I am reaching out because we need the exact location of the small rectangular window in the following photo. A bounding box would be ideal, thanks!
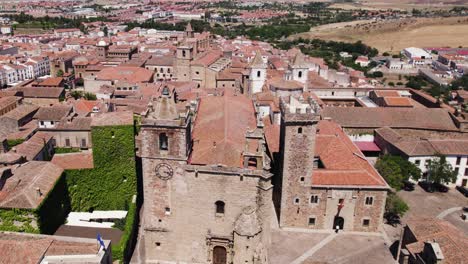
[365,196,374,205]
[414,160,420,166]
[310,195,319,204]
[456,157,461,165]
[308,217,316,226]
[363,219,370,227]
[65,138,70,147]
[455,167,459,174]
[465,168,468,176]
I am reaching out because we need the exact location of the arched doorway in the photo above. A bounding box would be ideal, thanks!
[213,246,227,264]
[333,216,344,230]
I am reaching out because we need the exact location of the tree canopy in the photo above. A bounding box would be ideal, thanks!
[375,155,421,190]
[427,154,458,184]
[385,192,409,217]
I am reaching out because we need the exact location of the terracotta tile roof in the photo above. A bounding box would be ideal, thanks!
[91,111,134,127]
[405,218,468,264]
[0,161,63,209]
[190,95,256,167]
[51,152,94,170]
[321,107,458,131]
[0,96,19,109]
[376,127,468,156]
[0,232,102,262]
[373,90,401,97]
[191,50,222,67]
[45,239,97,256]
[262,119,388,187]
[34,105,72,121]
[269,78,303,90]
[15,87,64,99]
[1,104,39,121]
[146,56,174,67]
[312,120,388,187]
[36,77,64,87]
[383,97,413,107]
[55,117,92,131]
[13,131,52,161]
[263,117,280,154]
[0,234,51,264]
[96,66,153,83]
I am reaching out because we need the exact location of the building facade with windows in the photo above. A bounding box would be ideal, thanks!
[273,96,389,232]
[140,88,272,263]
[375,127,468,187]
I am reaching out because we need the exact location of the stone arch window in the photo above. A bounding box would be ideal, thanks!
[182,50,186,57]
[310,195,319,204]
[160,68,163,73]
[215,201,225,214]
[159,133,168,150]
[298,71,303,78]
[298,127,303,134]
[257,70,261,78]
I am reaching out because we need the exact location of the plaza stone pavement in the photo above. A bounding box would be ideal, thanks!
[269,228,396,264]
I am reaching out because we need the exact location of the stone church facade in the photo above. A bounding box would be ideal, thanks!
[140,87,272,264]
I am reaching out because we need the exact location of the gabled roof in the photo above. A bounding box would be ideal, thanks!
[290,51,309,69]
[321,107,458,131]
[190,94,257,167]
[0,161,63,209]
[405,218,468,264]
[312,120,388,187]
[34,105,72,121]
[248,51,267,69]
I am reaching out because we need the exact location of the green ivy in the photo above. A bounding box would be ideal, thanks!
[65,125,136,211]
[7,139,24,148]
[54,147,81,154]
[65,124,137,261]
[0,172,70,234]
[0,209,38,233]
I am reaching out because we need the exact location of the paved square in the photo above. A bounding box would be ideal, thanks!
[269,229,395,264]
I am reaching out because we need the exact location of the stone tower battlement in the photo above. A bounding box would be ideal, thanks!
[279,95,321,123]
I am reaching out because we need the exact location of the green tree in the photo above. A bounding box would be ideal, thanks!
[375,157,404,190]
[375,155,422,191]
[70,90,83,99]
[427,154,458,185]
[83,92,97,100]
[56,69,64,77]
[385,192,409,217]
[103,26,108,37]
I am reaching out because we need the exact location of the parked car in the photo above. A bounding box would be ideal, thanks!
[418,181,434,193]
[433,183,449,192]
[456,186,468,197]
[403,180,415,191]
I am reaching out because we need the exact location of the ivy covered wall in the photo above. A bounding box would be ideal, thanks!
[65,125,137,211]
[65,124,138,261]
[0,172,70,234]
